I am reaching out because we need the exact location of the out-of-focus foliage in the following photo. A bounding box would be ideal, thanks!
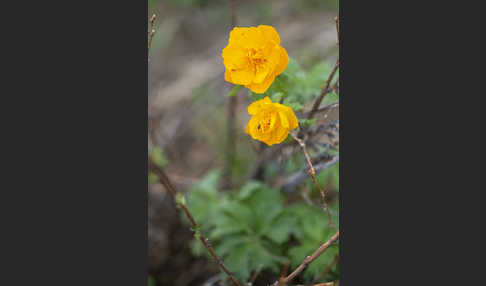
[150,146,167,167]
[250,58,338,118]
[148,147,167,183]
[148,275,156,286]
[185,171,338,282]
[287,204,338,280]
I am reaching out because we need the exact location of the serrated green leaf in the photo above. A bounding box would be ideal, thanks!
[214,235,247,257]
[264,213,298,244]
[224,244,251,281]
[237,181,263,200]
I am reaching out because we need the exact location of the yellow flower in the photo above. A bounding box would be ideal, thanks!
[245,97,298,146]
[222,25,289,94]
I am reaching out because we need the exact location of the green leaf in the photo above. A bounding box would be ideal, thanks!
[264,213,298,244]
[237,181,263,200]
[224,244,251,281]
[322,91,339,106]
[299,118,317,128]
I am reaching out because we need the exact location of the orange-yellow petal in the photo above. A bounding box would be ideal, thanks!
[225,69,232,82]
[278,110,290,129]
[257,25,281,45]
[231,67,255,85]
[248,96,272,115]
[246,73,275,94]
[274,46,289,76]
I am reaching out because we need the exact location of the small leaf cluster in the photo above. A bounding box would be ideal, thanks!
[249,58,339,116]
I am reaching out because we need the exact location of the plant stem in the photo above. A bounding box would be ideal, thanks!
[228,85,242,97]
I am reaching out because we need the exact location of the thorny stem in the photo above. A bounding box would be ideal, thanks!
[276,231,339,286]
[148,158,242,286]
[290,133,335,229]
[148,14,156,52]
[307,60,339,120]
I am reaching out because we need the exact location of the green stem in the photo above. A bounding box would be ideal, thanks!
[228,85,242,97]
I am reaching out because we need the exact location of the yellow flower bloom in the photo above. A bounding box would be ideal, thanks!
[222,25,289,94]
[245,97,298,146]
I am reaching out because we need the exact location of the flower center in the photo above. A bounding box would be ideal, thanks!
[257,112,274,133]
[248,48,266,66]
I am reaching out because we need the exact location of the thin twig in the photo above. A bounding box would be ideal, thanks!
[293,283,335,286]
[148,14,156,52]
[281,155,339,193]
[307,60,339,119]
[334,16,339,46]
[331,79,338,94]
[276,261,291,286]
[276,231,339,285]
[148,158,242,286]
[290,133,335,228]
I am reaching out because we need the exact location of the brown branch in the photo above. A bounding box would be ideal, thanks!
[281,155,339,193]
[148,14,156,52]
[276,261,291,286]
[335,16,339,46]
[278,231,339,285]
[307,60,339,119]
[148,158,242,286]
[293,283,335,286]
[290,133,335,229]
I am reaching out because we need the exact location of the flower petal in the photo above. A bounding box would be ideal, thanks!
[222,46,248,69]
[231,67,255,85]
[285,106,298,130]
[257,25,280,45]
[246,73,275,94]
[225,69,232,82]
[248,97,272,115]
[228,27,249,46]
[254,64,270,83]
[278,110,289,129]
[274,46,289,76]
